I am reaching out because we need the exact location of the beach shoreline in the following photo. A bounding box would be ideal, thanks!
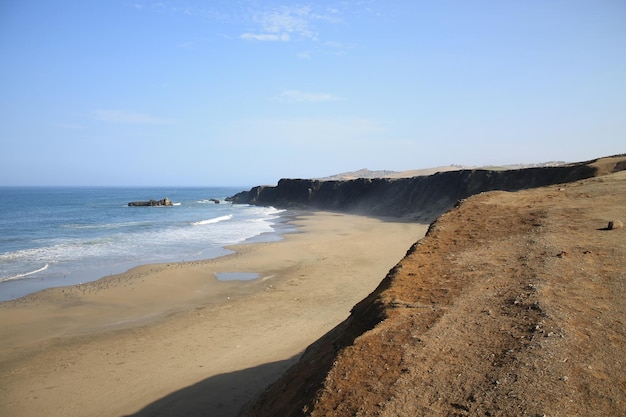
[0,210,428,417]
[0,202,296,303]
[0,210,304,353]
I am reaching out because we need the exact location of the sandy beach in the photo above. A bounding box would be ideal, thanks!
[0,211,428,417]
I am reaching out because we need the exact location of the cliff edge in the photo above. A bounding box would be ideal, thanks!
[239,155,626,416]
[228,156,626,222]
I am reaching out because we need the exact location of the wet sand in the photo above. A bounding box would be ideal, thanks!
[0,211,428,417]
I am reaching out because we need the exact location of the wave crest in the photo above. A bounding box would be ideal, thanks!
[0,264,49,283]
[192,214,233,226]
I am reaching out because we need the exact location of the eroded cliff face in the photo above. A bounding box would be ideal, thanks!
[238,155,626,417]
[228,156,624,222]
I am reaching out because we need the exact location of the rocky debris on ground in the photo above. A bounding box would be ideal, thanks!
[608,220,623,230]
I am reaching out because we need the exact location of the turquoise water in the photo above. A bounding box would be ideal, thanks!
[0,187,285,301]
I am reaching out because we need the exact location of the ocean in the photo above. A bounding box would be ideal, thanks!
[0,187,287,301]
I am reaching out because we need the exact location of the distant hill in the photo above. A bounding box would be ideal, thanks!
[316,166,469,181]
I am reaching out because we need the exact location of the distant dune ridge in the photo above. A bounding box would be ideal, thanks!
[238,154,626,417]
[316,161,568,181]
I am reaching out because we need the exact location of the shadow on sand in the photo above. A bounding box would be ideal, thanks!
[123,355,300,417]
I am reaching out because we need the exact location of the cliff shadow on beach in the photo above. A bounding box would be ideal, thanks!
[122,355,300,417]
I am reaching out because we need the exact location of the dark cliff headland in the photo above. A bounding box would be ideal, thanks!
[238,154,626,417]
[228,155,626,222]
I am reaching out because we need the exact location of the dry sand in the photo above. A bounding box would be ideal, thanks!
[0,211,428,417]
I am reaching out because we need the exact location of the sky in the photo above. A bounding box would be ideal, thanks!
[1,1,624,186]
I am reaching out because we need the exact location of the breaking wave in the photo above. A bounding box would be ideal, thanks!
[192,214,233,226]
[0,264,49,283]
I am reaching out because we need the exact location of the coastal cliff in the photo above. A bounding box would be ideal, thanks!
[228,156,625,222]
[239,155,626,417]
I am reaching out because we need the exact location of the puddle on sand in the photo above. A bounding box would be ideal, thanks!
[215,272,260,281]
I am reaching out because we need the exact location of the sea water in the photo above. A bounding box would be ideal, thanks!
[0,187,286,301]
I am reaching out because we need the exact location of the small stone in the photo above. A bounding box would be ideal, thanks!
[608,220,623,230]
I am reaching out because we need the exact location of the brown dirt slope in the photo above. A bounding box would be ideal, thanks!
[240,162,626,416]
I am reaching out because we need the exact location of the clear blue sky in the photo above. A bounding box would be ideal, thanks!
[1,1,624,186]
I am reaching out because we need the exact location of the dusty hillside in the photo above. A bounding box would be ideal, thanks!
[240,163,626,416]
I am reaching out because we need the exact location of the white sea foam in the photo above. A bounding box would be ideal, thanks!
[0,264,49,282]
[192,214,233,226]
[0,239,112,266]
[196,199,223,204]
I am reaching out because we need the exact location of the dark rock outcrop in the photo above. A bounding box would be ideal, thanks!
[228,156,626,222]
[128,197,173,207]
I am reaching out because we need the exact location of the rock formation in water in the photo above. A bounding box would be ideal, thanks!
[128,197,173,207]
